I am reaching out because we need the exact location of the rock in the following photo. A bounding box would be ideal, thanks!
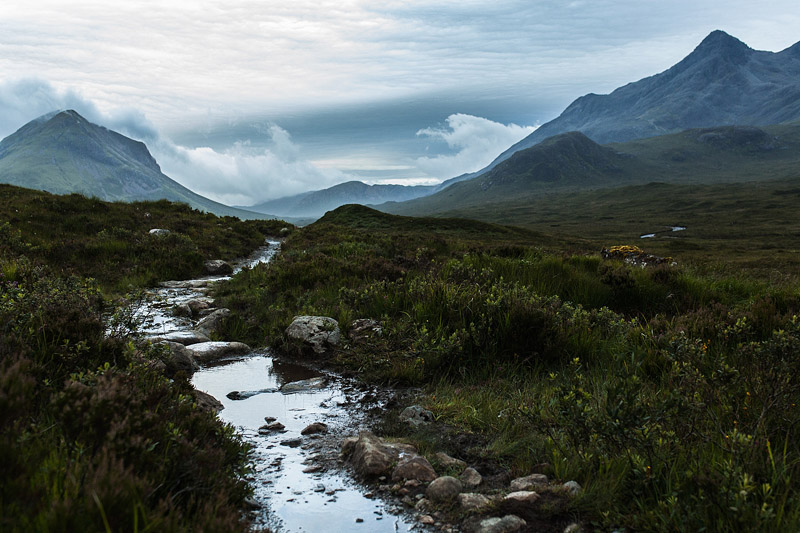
[194,390,223,413]
[195,308,231,336]
[303,465,323,473]
[186,298,213,316]
[391,455,437,482]
[503,491,540,505]
[475,515,526,533]
[346,431,416,478]
[149,330,211,346]
[564,523,583,533]
[157,341,199,377]
[425,476,462,502]
[148,228,170,236]
[301,422,329,435]
[280,376,327,393]
[341,436,359,456]
[458,493,491,511]
[460,467,483,488]
[563,480,582,496]
[186,341,251,363]
[172,303,192,317]
[258,422,285,433]
[204,259,233,275]
[509,473,548,491]
[420,515,435,525]
[349,318,382,343]
[280,437,302,447]
[284,316,341,357]
[434,452,467,471]
[399,405,434,427]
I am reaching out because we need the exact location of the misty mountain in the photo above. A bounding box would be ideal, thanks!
[444,30,800,186]
[243,180,435,218]
[380,121,800,217]
[0,110,273,219]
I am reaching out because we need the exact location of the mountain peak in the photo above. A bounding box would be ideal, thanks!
[692,30,751,57]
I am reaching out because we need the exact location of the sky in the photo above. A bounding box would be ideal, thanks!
[1,1,799,205]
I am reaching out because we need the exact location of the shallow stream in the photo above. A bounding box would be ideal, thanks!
[138,241,417,532]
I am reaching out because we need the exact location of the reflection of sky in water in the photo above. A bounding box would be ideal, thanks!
[193,356,416,532]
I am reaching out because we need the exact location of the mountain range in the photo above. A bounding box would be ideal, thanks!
[243,30,800,218]
[0,110,273,219]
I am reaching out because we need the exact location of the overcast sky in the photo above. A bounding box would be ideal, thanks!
[1,1,799,204]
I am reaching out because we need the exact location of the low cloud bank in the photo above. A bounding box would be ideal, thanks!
[416,113,537,179]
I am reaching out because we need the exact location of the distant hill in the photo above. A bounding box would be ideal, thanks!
[243,180,434,218]
[381,122,800,217]
[444,30,800,186]
[0,110,274,219]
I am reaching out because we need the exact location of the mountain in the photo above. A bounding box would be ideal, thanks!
[0,110,273,219]
[243,180,435,218]
[444,30,800,186]
[380,121,800,217]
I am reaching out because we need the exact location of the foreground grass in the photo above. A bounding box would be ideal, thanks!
[217,204,800,531]
[0,188,291,531]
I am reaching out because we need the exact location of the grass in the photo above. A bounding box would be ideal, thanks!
[215,203,800,531]
[0,184,290,293]
[0,187,294,532]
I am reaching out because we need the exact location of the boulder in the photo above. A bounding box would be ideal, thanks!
[346,431,416,478]
[474,515,526,533]
[159,341,199,377]
[204,259,233,276]
[280,376,327,393]
[509,473,548,491]
[399,405,434,427]
[425,476,462,502]
[460,467,483,488]
[149,330,211,346]
[458,492,492,511]
[284,316,341,357]
[391,455,437,482]
[435,451,467,471]
[301,422,329,435]
[196,308,231,336]
[194,390,223,413]
[186,341,251,363]
[148,228,170,236]
[503,491,540,505]
[186,297,214,316]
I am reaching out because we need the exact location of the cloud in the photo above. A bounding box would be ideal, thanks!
[0,78,351,205]
[415,114,537,179]
[149,129,350,206]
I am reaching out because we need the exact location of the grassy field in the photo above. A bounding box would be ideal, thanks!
[216,204,800,531]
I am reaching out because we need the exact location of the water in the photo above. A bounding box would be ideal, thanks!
[136,239,418,531]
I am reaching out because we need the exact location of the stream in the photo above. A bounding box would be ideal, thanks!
[137,241,418,532]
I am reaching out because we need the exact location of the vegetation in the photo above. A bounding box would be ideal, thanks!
[0,187,290,532]
[0,184,288,293]
[216,204,800,531]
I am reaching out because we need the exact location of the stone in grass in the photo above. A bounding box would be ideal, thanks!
[284,315,342,357]
[399,405,434,427]
[460,466,482,488]
[508,473,548,491]
[434,451,467,471]
[563,480,582,496]
[458,492,492,511]
[503,491,540,505]
[425,476,462,502]
[476,515,526,533]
